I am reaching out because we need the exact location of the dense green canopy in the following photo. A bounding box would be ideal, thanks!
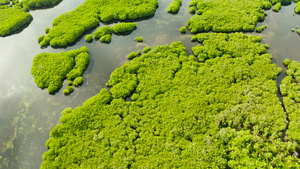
[31,46,89,93]
[167,0,182,13]
[186,0,271,33]
[41,37,300,168]
[21,0,62,9]
[38,0,158,47]
[0,7,32,36]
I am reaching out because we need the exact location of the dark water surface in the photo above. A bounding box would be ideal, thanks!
[0,0,299,168]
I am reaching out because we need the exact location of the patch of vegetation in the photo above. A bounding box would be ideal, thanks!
[41,39,300,168]
[73,77,83,86]
[112,23,137,34]
[0,7,33,37]
[167,0,182,13]
[280,59,300,142]
[85,34,93,42]
[186,0,271,33]
[31,46,89,94]
[256,25,267,33]
[63,86,74,94]
[273,2,281,12]
[143,46,151,53]
[135,37,143,42]
[296,1,300,14]
[180,26,186,33]
[127,51,138,60]
[93,26,112,40]
[38,0,158,47]
[99,34,112,43]
[21,0,62,9]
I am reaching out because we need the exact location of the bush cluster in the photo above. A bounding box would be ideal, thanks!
[38,0,158,47]
[127,52,138,60]
[21,0,62,9]
[295,1,300,14]
[273,2,281,12]
[167,0,182,13]
[186,0,270,33]
[143,46,151,53]
[31,46,89,94]
[180,26,186,33]
[280,59,300,141]
[85,34,93,42]
[63,86,74,95]
[135,37,143,42]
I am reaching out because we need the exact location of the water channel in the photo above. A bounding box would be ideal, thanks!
[0,0,299,168]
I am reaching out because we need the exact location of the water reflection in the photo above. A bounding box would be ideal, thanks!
[0,0,299,168]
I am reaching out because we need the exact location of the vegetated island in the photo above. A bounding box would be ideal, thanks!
[31,46,89,94]
[38,0,158,47]
[186,0,291,33]
[41,36,300,168]
[0,0,62,37]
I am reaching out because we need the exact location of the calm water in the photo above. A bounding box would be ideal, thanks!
[0,0,299,168]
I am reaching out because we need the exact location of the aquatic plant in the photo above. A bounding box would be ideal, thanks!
[137,50,142,55]
[99,34,112,43]
[135,37,143,42]
[45,27,50,34]
[112,23,137,34]
[21,0,62,9]
[67,81,73,86]
[31,46,89,93]
[38,0,158,47]
[85,34,93,42]
[189,6,196,13]
[41,40,300,168]
[167,0,182,13]
[143,46,151,53]
[280,60,300,141]
[296,2,300,13]
[0,7,32,37]
[186,0,271,33]
[63,86,74,94]
[127,52,138,60]
[273,2,281,12]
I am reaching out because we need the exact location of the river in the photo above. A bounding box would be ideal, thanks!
[0,0,299,168]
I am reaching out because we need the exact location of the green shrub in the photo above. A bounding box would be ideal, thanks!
[38,35,45,43]
[297,30,300,34]
[45,27,50,34]
[63,86,74,94]
[135,37,143,42]
[256,26,266,33]
[292,28,295,32]
[143,46,151,53]
[127,52,138,60]
[85,34,93,42]
[273,2,281,12]
[284,59,291,66]
[0,7,33,37]
[31,46,90,93]
[99,34,112,43]
[112,23,137,34]
[67,80,73,86]
[22,0,62,9]
[167,0,182,13]
[180,26,186,33]
[189,6,196,13]
[73,77,83,86]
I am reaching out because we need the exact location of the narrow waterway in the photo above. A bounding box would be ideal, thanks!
[0,0,299,168]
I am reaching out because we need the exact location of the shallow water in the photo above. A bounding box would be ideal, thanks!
[0,0,299,168]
